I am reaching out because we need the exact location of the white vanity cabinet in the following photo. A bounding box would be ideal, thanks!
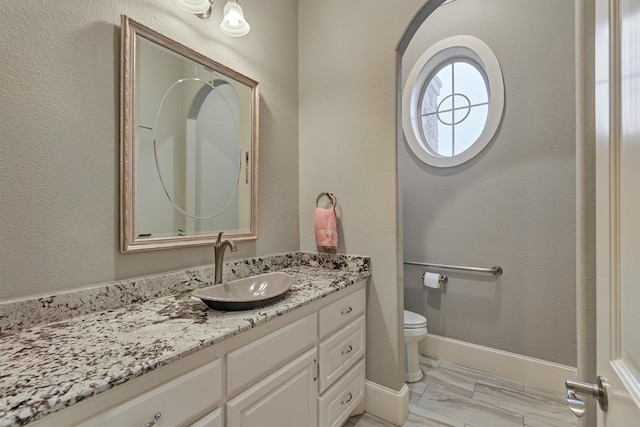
[224,287,366,427]
[28,281,366,427]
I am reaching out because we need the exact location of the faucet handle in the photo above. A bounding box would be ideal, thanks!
[215,231,224,246]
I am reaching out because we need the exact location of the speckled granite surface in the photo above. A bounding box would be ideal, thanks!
[0,253,370,427]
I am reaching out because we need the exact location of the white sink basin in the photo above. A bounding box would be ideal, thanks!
[192,272,293,311]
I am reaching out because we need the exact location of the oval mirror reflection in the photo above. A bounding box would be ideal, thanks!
[153,78,241,220]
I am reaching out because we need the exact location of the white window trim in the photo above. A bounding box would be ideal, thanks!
[402,35,504,168]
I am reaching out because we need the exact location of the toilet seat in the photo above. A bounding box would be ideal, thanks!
[404,310,427,329]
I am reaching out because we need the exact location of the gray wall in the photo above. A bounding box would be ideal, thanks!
[0,0,299,300]
[401,0,577,366]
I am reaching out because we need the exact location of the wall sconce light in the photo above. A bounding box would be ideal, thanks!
[220,0,250,37]
[175,0,213,17]
[175,0,250,37]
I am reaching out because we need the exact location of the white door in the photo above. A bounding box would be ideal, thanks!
[593,0,640,424]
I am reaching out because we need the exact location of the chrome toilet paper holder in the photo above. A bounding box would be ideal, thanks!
[422,272,448,286]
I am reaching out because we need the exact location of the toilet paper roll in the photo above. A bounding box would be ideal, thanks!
[422,272,443,289]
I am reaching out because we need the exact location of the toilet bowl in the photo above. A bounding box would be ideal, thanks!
[404,310,428,383]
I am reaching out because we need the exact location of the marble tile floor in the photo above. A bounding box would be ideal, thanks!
[344,355,577,427]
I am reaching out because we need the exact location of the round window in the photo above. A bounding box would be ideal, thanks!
[403,36,504,167]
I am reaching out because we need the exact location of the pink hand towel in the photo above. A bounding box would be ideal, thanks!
[314,207,338,249]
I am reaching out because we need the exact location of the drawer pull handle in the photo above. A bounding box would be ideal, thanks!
[341,392,353,405]
[142,412,161,427]
[341,345,353,355]
[341,307,353,315]
[313,358,319,381]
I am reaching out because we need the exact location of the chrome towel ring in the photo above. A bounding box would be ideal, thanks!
[316,192,337,209]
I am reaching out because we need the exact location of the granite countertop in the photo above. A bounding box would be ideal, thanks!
[0,253,370,427]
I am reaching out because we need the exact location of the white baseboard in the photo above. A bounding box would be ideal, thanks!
[419,334,576,393]
[364,380,409,426]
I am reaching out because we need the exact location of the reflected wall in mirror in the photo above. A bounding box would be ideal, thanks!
[121,16,259,252]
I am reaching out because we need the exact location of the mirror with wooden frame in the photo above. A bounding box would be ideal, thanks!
[120,16,258,252]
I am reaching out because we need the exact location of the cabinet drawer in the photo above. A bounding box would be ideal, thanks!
[318,315,365,393]
[318,358,365,427]
[318,286,365,339]
[79,359,221,427]
[227,313,317,396]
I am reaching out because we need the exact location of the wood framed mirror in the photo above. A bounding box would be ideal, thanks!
[120,16,258,252]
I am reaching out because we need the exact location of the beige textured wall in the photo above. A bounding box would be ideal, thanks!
[298,0,425,392]
[0,0,299,300]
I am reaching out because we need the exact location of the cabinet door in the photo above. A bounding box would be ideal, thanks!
[226,349,317,427]
[227,313,316,396]
[189,408,222,427]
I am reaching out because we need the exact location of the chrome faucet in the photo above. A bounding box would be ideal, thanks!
[214,231,237,284]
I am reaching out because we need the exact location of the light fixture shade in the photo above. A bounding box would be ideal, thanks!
[175,0,210,14]
[220,1,250,37]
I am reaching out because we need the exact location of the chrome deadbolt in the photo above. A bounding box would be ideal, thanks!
[565,376,608,417]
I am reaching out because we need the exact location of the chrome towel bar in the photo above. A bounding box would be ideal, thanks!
[403,261,503,276]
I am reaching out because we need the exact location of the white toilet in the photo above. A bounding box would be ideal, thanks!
[404,310,428,383]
